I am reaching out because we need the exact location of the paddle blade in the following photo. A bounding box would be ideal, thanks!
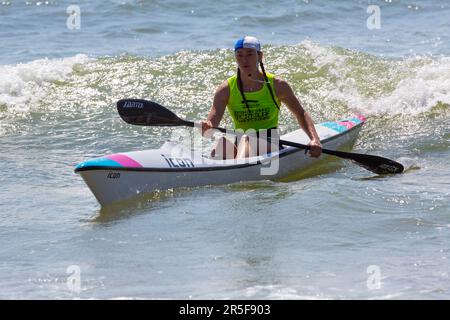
[117,99,191,127]
[279,140,404,175]
[355,156,404,175]
[323,149,404,174]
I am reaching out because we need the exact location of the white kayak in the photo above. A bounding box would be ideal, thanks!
[75,115,366,206]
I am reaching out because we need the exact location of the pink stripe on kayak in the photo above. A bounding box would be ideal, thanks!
[106,154,143,168]
[353,114,367,122]
[338,114,367,128]
[338,121,356,129]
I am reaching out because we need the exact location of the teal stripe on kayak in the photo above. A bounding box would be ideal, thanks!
[321,122,347,132]
[75,157,123,170]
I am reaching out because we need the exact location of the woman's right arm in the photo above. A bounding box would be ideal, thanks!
[201,80,229,136]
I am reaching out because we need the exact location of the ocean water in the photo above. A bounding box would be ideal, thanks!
[0,0,449,299]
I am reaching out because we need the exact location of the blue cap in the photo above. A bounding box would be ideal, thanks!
[234,36,261,52]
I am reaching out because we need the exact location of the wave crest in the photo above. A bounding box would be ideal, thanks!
[0,54,90,112]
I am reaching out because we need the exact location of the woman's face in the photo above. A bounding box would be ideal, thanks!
[235,48,262,74]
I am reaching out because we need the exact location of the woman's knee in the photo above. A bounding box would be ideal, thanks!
[236,134,254,158]
[211,137,236,159]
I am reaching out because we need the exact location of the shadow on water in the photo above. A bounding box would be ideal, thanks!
[89,188,191,224]
[89,180,297,224]
[226,181,296,206]
[276,156,347,182]
[227,180,292,194]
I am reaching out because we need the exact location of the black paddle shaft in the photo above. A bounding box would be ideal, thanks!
[117,99,404,174]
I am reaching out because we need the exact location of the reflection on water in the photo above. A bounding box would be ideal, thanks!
[91,188,181,224]
[278,157,346,182]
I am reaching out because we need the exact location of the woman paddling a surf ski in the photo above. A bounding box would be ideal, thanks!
[201,36,322,159]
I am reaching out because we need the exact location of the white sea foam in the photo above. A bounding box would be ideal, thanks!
[341,59,450,116]
[365,57,450,115]
[1,44,449,120]
[304,39,450,116]
[0,54,90,112]
[320,58,450,115]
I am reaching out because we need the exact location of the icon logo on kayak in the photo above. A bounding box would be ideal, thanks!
[107,172,121,179]
[123,101,144,109]
[161,155,195,168]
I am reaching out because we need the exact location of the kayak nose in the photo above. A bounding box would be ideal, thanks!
[74,154,143,172]
[74,157,122,172]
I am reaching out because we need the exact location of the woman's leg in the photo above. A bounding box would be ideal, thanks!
[236,134,257,159]
[211,136,237,159]
[236,129,280,158]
